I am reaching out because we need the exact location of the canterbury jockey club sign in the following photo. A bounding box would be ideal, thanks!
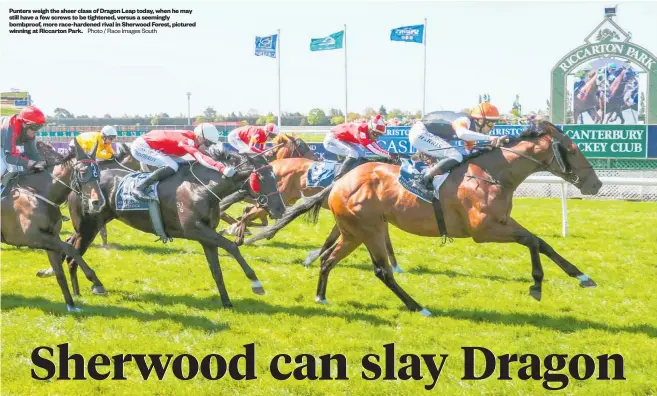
[558,43,656,72]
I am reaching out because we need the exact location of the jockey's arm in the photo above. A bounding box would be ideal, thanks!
[248,132,266,154]
[96,141,115,160]
[363,140,393,159]
[23,139,41,162]
[454,127,495,142]
[178,143,227,173]
[1,125,30,167]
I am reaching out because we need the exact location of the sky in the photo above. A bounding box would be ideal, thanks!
[2,0,656,118]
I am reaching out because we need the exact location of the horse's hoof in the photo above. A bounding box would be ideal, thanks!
[67,305,82,313]
[419,308,433,317]
[225,224,238,236]
[529,287,542,301]
[251,280,265,295]
[222,302,233,309]
[36,269,55,278]
[392,265,405,274]
[91,285,108,295]
[580,278,598,288]
[315,296,329,305]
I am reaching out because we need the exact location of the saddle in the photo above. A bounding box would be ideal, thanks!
[115,172,171,243]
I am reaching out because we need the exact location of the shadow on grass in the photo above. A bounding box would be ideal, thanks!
[119,292,393,327]
[1,294,228,332]
[254,240,320,250]
[97,243,195,255]
[423,305,657,338]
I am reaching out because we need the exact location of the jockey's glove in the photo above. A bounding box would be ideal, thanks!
[32,161,48,172]
[222,166,236,177]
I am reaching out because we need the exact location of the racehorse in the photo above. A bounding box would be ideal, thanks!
[603,68,629,124]
[46,147,287,308]
[1,140,107,312]
[269,134,317,161]
[220,157,406,272]
[306,121,602,315]
[573,70,602,124]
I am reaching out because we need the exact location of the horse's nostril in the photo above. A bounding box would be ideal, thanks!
[91,200,100,207]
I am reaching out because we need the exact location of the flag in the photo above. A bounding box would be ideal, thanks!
[310,31,344,52]
[255,34,278,58]
[390,24,424,44]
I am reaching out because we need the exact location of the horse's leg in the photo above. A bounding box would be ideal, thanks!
[189,221,265,295]
[200,243,231,308]
[303,223,340,267]
[45,250,79,312]
[472,220,545,301]
[385,226,403,273]
[64,216,107,296]
[618,108,625,124]
[535,238,596,288]
[364,234,426,314]
[58,239,107,296]
[315,234,360,304]
[234,206,261,246]
[99,225,108,249]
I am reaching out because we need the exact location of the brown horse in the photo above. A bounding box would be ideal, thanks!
[1,140,107,312]
[270,134,317,161]
[573,70,601,124]
[308,121,601,315]
[222,157,406,272]
[603,68,629,124]
[47,148,287,308]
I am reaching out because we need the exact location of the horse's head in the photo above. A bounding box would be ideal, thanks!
[72,138,106,213]
[271,134,316,160]
[241,151,286,219]
[520,121,601,195]
[116,142,141,171]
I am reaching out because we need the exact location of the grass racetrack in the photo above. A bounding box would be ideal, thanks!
[1,198,656,395]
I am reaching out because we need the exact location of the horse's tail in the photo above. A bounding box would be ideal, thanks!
[244,185,331,245]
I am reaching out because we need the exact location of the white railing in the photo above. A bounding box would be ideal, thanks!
[522,175,657,237]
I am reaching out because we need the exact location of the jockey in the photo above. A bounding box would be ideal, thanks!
[408,103,509,196]
[227,123,279,154]
[68,125,118,161]
[130,123,236,201]
[1,106,47,186]
[323,114,396,178]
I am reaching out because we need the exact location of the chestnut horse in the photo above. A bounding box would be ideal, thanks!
[309,121,602,315]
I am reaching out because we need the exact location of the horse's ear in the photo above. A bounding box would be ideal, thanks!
[89,141,99,159]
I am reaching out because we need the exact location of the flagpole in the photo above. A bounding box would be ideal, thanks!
[422,17,427,117]
[344,24,348,122]
[277,29,281,130]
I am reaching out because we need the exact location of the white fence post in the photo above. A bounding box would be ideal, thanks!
[560,182,568,237]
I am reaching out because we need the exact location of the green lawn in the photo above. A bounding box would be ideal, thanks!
[1,199,656,395]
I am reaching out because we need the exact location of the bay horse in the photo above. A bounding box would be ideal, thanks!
[48,148,287,308]
[308,121,602,315]
[573,70,602,124]
[221,157,406,273]
[269,134,317,161]
[603,68,629,124]
[1,140,107,312]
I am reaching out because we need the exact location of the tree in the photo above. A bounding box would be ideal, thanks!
[159,112,170,118]
[255,116,266,125]
[53,108,73,118]
[196,115,206,123]
[247,109,259,118]
[299,117,308,126]
[203,107,217,121]
[77,114,89,118]
[307,108,327,125]
[150,116,159,126]
[330,115,345,125]
[103,113,111,118]
[347,112,360,121]
[512,94,522,116]
[387,108,403,120]
[460,108,472,115]
[363,107,377,118]
[378,105,388,118]
[328,108,343,117]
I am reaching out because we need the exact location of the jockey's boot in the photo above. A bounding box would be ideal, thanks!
[421,158,461,190]
[335,157,359,180]
[133,166,176,201]
[1,172,19,198]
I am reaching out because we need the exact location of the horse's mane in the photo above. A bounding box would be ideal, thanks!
[272,134,292,145]
[36,141,75,167]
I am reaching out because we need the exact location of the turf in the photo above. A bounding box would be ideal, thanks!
[1,198,656,395]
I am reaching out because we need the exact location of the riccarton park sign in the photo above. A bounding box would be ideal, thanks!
[550,17,657,124]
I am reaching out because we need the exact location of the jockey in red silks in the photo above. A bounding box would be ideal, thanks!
[1,106,47,187]
[227,123,280,154]
[130,123,236,201]
[323,114,396,178]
